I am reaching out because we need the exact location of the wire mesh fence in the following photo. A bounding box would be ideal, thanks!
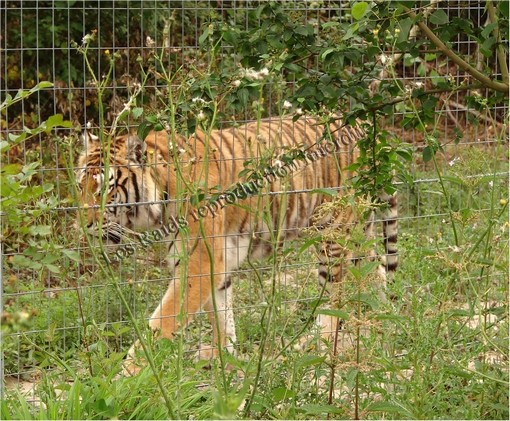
[1,1,508,418]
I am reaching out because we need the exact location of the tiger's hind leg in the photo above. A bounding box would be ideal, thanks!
[312,192,398,350]
[311,197,389,348]
[312,200,358,348]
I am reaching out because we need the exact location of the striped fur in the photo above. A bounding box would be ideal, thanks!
[76,116,398,369]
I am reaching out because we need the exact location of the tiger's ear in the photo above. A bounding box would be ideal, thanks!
[80,131,100,152]
[126,135,147,163]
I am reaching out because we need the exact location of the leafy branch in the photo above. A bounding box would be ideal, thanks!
[486,0,509,85]
[405,4,508,94]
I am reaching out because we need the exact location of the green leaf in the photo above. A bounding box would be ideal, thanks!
[237,88,250,107]
[396,148,412,161]
[366,401,413,418]
[294,24,313,36]
[31,81,53,91]
[422,145,434,162]
[11,255,43,270]
[41,253,60,265]
[295,355,326,369]
[499,1,509,19]
[429,9,449,25]
[481,23,498,39]
[397,17,414,43]
[447,308,472,318]
[1,163,22,175]
[44,114,73,133]
[351,2,368,21]
[298,404,344,415]
[198,27,209,45]
[0,93,13,111]
[322,21,339,30]
[137,121,153,140]
[14,88,33,101]
[221,28,238,44]
[29,225,52,236]
[267,34,284,49]
[375,313,408,323]
[348,292,379,310]
[44,264,61,274]
[317,309,349,320]
[342,22,360,40]
[298,237,320,254]
[0,140,10,153]
[442,175,466,186]
[481,37,497,57]
[320,47,336,61]
[349,261,381,280]
[131,107,144,119]
[271,387,296,402]
[63,249,81,262]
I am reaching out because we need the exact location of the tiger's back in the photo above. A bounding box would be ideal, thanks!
[163,116,365,258]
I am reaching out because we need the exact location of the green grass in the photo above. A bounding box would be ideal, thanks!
[2,142,508,419]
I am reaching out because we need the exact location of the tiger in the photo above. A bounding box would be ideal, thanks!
[75,115,398,373]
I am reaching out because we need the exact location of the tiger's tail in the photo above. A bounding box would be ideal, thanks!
[380,191,398,276]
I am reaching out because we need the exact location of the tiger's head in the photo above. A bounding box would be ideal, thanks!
[75,131,164,244]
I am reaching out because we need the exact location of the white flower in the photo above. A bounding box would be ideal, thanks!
[82,34,94,45]
[242,68,258,80]
[145,36,156,48]
[259,67,269,77]
[282,100,292,110]
[488,181,494,188]
[197,110,206,121]
[232,80,241,87]
[192,97,206,104]
[296,108,304,115]
[241,67,270,81]
[448,157,460,167]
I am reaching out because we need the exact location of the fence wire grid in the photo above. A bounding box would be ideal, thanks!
[0,0,508,414]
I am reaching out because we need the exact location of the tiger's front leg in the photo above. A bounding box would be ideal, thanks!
[123,230,232,375]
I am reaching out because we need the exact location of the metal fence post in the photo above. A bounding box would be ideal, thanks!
[0,211,5,401]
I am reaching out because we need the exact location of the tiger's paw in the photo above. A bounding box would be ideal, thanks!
[194,344,218,367]
[121,357,145,377]
[194,344,239,372]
